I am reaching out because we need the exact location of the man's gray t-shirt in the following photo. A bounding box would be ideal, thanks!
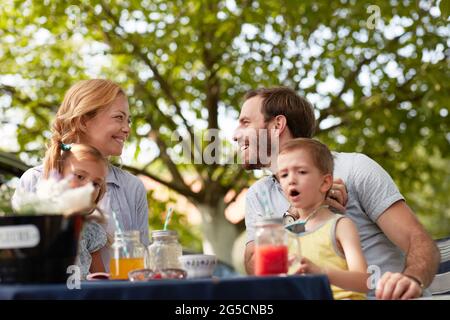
[246,152,406,280]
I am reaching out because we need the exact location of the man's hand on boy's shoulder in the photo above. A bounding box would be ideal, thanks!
[325,178,348,213]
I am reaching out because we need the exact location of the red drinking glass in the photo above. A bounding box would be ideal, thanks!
[254,218,288,276]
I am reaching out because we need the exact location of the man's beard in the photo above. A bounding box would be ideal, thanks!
[241,127,278,170]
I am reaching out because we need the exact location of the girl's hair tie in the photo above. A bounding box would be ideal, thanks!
[60,142,72,151]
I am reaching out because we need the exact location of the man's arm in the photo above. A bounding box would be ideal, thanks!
[245,241,255,275]
[375,200,440,299]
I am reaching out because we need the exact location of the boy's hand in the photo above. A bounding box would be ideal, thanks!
[296,257,323,275]
[326,178,348,213]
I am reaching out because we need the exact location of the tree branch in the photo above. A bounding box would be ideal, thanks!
[0,85,56,111]
[98,3,207,185]
[152,129,199,195]
[317,119,350,135]
[316,33,406,130]
[133,78,203,168]
[133,80,207,184]
[120,164,201,200]
[316,56,374,126]
[99,1,198,149]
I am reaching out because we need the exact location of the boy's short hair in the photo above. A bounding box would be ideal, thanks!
[279,138,334,175]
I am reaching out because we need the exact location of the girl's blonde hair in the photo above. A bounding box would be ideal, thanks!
[56,143,108,204]
[43,79,125,178]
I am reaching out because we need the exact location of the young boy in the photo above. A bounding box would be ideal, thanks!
[277,138,368,299]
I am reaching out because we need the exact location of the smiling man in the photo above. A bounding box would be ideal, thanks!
[233,87,440,299]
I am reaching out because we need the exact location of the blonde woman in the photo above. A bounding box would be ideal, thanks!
[13,79,150,271]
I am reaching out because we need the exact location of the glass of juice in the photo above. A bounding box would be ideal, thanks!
[109,230,146,280]
[254,218,288,276]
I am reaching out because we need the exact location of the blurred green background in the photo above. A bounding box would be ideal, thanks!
[0,0,449,269]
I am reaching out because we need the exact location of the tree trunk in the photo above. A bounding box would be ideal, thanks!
[196,201,239,265]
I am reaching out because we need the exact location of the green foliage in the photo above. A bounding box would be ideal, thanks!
[0,184,14,217]
[147,190,203,252]
[0,0,449,244]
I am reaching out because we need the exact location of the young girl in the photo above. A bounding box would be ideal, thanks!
[58,143,109,279]
[277,138,369,300]
[12,79,150,271]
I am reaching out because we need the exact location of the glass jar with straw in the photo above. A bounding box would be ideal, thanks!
[109,230,146,280]
[108,210,146,280]
[146,230,183,270]
[146,207,183,270]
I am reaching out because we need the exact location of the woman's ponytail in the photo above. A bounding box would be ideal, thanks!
[43,121,64,178]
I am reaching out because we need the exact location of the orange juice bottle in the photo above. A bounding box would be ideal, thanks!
[110,231,147,280]
[110,257,145,280]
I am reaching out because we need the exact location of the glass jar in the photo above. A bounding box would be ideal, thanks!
[146,230,182,271]
[254,218,288,276]
[109,230,146,280]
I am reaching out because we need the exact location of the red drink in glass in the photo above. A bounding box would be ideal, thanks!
[255,245,288,275]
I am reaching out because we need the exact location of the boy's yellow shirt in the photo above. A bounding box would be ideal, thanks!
[297,215,366,300]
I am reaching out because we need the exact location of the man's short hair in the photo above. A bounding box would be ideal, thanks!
[244,87,316,138]
[279,138,334,175]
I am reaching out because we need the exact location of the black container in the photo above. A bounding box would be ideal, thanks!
[0,214,84,284]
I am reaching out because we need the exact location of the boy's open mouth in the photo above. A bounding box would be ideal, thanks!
[289,189,300,197]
